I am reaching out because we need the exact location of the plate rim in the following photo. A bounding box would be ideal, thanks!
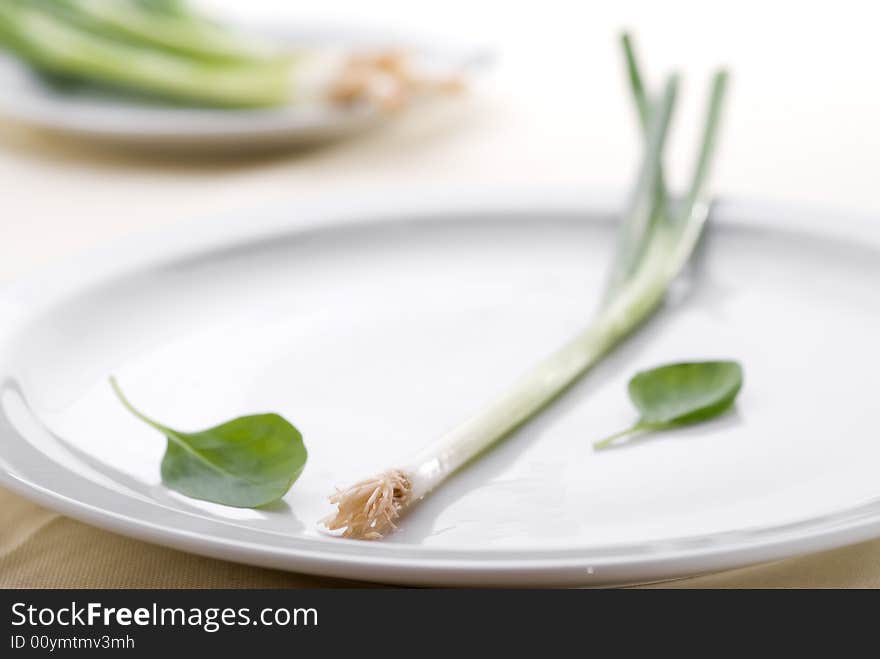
[2,186,879,586]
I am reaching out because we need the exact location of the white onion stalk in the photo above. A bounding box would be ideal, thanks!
[325,39,729,540]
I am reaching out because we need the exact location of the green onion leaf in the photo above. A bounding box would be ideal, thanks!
[603,72,678,300]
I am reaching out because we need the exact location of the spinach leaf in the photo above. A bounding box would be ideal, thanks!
[111,378,307,507]
[593,361,743,450]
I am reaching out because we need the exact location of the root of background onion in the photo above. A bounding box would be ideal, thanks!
[327,50,465,111]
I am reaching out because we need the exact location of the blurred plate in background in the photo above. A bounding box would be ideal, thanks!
[0,25,487,152]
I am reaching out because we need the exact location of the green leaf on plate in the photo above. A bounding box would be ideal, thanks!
[593,360,743,450]
[110,377,307,507]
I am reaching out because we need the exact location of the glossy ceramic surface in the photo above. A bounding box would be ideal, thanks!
[1,188,879,585]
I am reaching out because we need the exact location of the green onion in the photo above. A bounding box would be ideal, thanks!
[55,0,280,63]
[0,1,466,109]
[324,35,729,540]
[0,0,293,107]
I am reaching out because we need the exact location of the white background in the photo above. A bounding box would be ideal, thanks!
[201,0,880,208]
[2,0,879,279]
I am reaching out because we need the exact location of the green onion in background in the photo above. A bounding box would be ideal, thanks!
[55,0,281,63]
[0,0,294,107]
[0,1,467,110]
[324,34,730,540]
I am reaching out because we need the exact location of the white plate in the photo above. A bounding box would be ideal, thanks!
[0,26,484,150]
[2,188,880,587]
